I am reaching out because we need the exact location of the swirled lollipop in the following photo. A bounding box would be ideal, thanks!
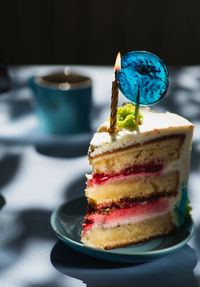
[118,51,169,123]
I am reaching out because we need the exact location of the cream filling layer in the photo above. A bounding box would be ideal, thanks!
[89,211,171,230]
[84,197,177,231]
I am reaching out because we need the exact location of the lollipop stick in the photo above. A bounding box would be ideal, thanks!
[135,84,140,125]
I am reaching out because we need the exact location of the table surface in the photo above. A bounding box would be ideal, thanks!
[0,65,199,287]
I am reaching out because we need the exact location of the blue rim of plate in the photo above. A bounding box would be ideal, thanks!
[50,197,195,263]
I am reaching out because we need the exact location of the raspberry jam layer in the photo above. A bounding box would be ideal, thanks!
[88,162,164,187]
[82,197,170,231]
[87,194,170,215]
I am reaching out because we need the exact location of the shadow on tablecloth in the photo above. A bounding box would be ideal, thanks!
[63,173,87,202]
[50,240,198,287]
[0,194,5,209]
[0,153,21,190]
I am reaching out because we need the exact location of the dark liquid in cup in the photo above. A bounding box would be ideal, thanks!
[40,72,90,86]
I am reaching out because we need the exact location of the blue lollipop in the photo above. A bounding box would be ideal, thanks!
[118,51,168,106]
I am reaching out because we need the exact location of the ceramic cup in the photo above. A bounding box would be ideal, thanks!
[29,70,92,135]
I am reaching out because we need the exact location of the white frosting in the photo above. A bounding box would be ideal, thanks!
[89,107,194,158]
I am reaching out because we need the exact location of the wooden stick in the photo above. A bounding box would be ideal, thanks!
[135,84,140,125]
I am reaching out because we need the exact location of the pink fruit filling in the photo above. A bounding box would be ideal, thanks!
[82,197,170,232]
[87,162,164,187]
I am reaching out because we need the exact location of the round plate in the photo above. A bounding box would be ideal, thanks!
[51,197,195,263]
[118,51,169,105]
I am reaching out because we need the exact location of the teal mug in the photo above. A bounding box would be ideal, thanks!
[29,70,92,135]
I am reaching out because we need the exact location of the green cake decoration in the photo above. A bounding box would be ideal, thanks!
[116,103,143,129]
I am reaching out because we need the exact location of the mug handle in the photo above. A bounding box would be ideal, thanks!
[28,76,36,93]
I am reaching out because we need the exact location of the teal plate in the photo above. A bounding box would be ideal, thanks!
[50,197,195,263]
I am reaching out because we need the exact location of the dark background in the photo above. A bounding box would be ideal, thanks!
[1,0,200,66]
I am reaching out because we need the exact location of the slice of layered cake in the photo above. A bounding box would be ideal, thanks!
[81,104,194,249]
